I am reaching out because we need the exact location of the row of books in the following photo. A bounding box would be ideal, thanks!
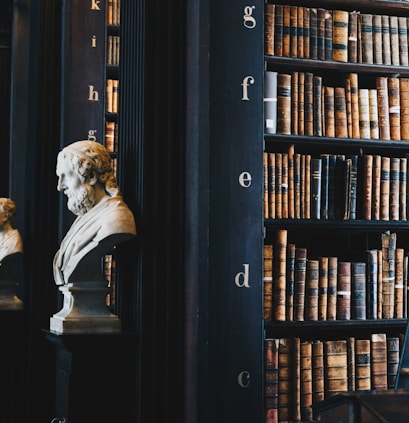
[105,121,119,153]
[265,4,409,66]
[263,149,409,221]
[107,35,120,66]
[265,71,409,141]
[264,231,407,322]
[106,78,119,114]
[265,334,400,423]
[107,0,120,26]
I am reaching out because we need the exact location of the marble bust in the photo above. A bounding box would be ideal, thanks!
[50,140,136,333]
[0,197,24,309]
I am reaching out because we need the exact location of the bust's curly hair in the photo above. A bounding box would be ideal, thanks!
[58,140,121,197]
[0,198,16,222]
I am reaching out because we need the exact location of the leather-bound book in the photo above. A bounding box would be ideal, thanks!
[371,333,388,390]
[337,261,351,320]
[355,339,371,391]
[324,339,348,397]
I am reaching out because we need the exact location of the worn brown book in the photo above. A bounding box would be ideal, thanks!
[372,155,382,221]
[278,338,294,421]
[312,340,325,404]
[337,261,351,320]
[400,78,409,140]
[286,243,296,321]
[377,76,391,140]
[105,120,116,152]
[298,72,305,135]
[400,157,407,221]
[288,145,295,219]
[304,72,314,136]
[309,8,318,60]
[371,333,388,390]
[345,78,352,138]
[303,7,310,59]
[294,153,301,219]
[349,73,360,139]
[377,249,383,319]
[382,231,396,319]
[325,10,333,61]
[319,257,328,320]
[293,337,301,422]
[106,78,113,113]
[264,244,274,321]
[363,154,373,220]
[347,337,356,391]
[274,229,287,321]
[317,8,325,60]
[305,259,319,321]
[282,5,291,57]
[264,153,269,219]
[264,3,275,56]
[297,6,304,58]
[348,11,358,63]
[395,248,404,319]
[324,86,335,137]
[387,337,400,389]
[390,16,400,66]
[332,10,349,62]
[398,16,409,66]
[324,339,348,397]
[369,89,379,139]
[382,15,391,65]
[351,262,366,320]
[265,338,279,423]
[390,157,400,221]
[268,153,276,219]
[275,153,282,219]
[380,157,390,221]
[359,88,370,139]
[361,14,374,64]
[300,341,313,421]
[334,87,348,138]
[282,153,289,219]
[112,79,119,113]
[355,339,371,391]
[313,76,322,136]
[294,247,307,321]
[277,74,292,135]
[274,5,284,57]
[388,77,401,141]
[373,14,383,65]
[327,257,338,320]
[291,72,298,135]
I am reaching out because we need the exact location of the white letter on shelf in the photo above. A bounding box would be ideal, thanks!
[88,130,97,141]
[243,6,256,29]
[91,0,101,10]
[235,264,250,288]
[238,371,250,388]
[88,85,99,101]
[239,172,252,188]
[91,35,97,48]
[241,76,254,101]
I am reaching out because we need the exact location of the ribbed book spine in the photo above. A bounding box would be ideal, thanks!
[388,77,401,141]
[324,340,348,397]
[363,154,373,220]
[282,153,289,219]
[282,5,291,57]
[264,244,273,321]
[382,15,391,65]
[371,333,388,390]
[313,76,322,136]
[369,89,379,139]
[372,155,382,221]
[377,76,391,141]
[347,337,356,391]
[297,6,304,59]
[373,14,383,64]
[394,247,404,319]
[277,74,292,135]
[286,243,296,321]
[381,231,396,319]
[319,257,328,320]
[311,158,322,220]
[265,338,279,423]
[264,4,275,56]
[309,8,318,60]
[320,154,330,219]
[294,247,307,321]
[398,16,408,66]
[390,16,400,66]
[303,7,310,59]
[390,157,400,221]
[337,261,351,320]
[290,6,298,59]
[387,337,400,389]
[291,71,298,135]
[275,153,282,219]
[274,5,283,57]
[324,10,333,61]
[324,86,335,138]
[400,78,409,140]
[366,249,378,320]
[298,72,305,136]
[351,262,366,320]
[304,73,314,136]
[349,73,360,139]
[400,157,407,221]
[274,229,287,321]
[300,341,313,421]
[312,341,325,405]
[317,8,325,60]
[268,153,276,219]
[355,339,371,391]
[278,338,293,421]
[293,337,301,422]
[332,10,349,62]
[327,257,338,320]
[360,14,373,64]
[348,11,358,63]
[380,157,390,221]
[334,87,348,138]
[358,88,370,139]
[305,259,319,321]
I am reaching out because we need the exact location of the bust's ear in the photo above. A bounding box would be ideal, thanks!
[88,171,98,186]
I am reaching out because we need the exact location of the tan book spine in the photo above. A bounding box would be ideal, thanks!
[337,261,351,320]
[380,156,390,221]
[382,231,396,319]
[288,145,295,219]
[332,10,349,62]
[312,341,325,404]
[390,157,400,221]
[300,341,313,421]
[274,229,287,321]
[277,74,292,135]
[264,244,274,322]
[264,4,275,56]
[359,88,370,139]
[400,157,407,221]
[278,338,293,421]
[373,14,383,64]
[274,5,283,57]
[298,72,305,135]
[387,337,400,388]
[360,14,374,64]
[275,153,282,219]
[290,6,298,58]
[105,120,115,152]
[297,6,304,59]
[268,153,276,220]
[377,249,383,319]
[390,16,400,66]
[348,11,358,63]
[294,247,307,321]
[398,16,408,66]
[305,259,319,321]
[355,339,371,391]
[345,78,352,138]
[382,15,391,65]
[369,89,379,140]
[106,78,113,113]
[304,154,311,219]
[327,257,338,320]
[319,257,328,320]
[377,76,391,140]
[324,86,335,138]
[303,7,310,59]
[107,35,113,65]
[400,78,409,140]
[363,154,373,220]
[282,153,289,219]
[324,339,348,397]
[395,248,404,319]
[334,87,348,138]
[107,0,113,25]
[265,338,279,422]
[282,5,291,57]
[291,72,298,135]
[372,155,382,220]
[294,153,301,219]
[388,77,401,141]
[112,79,119,113]
[304,73,314,136]
[349,73,360,139]
[264,153,269,219]
[293,337,301,422]
[371,333,388,390]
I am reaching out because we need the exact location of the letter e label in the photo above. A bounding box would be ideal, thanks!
[239,172,252,187]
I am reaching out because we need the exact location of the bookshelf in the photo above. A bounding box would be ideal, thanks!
[263,1,409,422]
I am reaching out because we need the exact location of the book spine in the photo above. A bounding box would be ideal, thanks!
[323,86,335,138]
[294,153,301,219]
[293,337,301,422]
[387,337,400,389]
[313,76,322,136]
[282,153,289,219]
[264,71,278,135]
[380,156,390,221]
[319,257,328,320]
[265,338,279,423]
[347,337,356,391]
[290,6,298,59]
[264,244,274,321]
[348,11,358,63]
[382,15,391,65]
[324,339,348,397]
[320,154,330,219]
[274,229,287,321]
[310,158,322,220]
[298,72,305,135]
[304,73,314,136]
[349,73,360,139]
[351,262,366,320]
[264,153,268,219]
[395,248,404,319]
[291,71,298,135]
[390,157,400,221]
[371,333,388,390]
[297,6,304,59]
[275,153,282,219]
[305,259,319,321]
[324,10,333,61]
[345,78,352,138]
[332,10,349,62]
[277,74,292,135]
[300,341,313,421]
[268,153,276,219]
[377,77,391,141]
[382,231,396,319]
[337,261,351,320]
[366,249,378,320]
[286,243,296,321]
[294,247,307,321]
[334,87,348,138]
[317,8,325,61]
[398,16,409,66]
[358,88,370,139]
[373,14,383,64]
[282,5,291,58]
[288,145,295,219]
[355,339,371,391]
[278,338,293,421]
[361,14,374,64]
[400,157,407,221]
[363,154,373,220]
[372,155,382,221]
[312,340,325,405]
[390,16,400,66]
[388,76,401,141]
[264,4,275,56]
[377,249,383,319]
[309,8,318,60]
[349,154,358,220]
[274,5,283,57]
[304,154,311,219]
[303,7,310,59]
[400,78,409,140]
[327,257,338,320]
[369,88,379,140]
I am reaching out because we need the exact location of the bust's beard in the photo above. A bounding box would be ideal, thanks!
[66,185,95,216]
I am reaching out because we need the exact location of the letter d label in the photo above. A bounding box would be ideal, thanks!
[235,264,250,288]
